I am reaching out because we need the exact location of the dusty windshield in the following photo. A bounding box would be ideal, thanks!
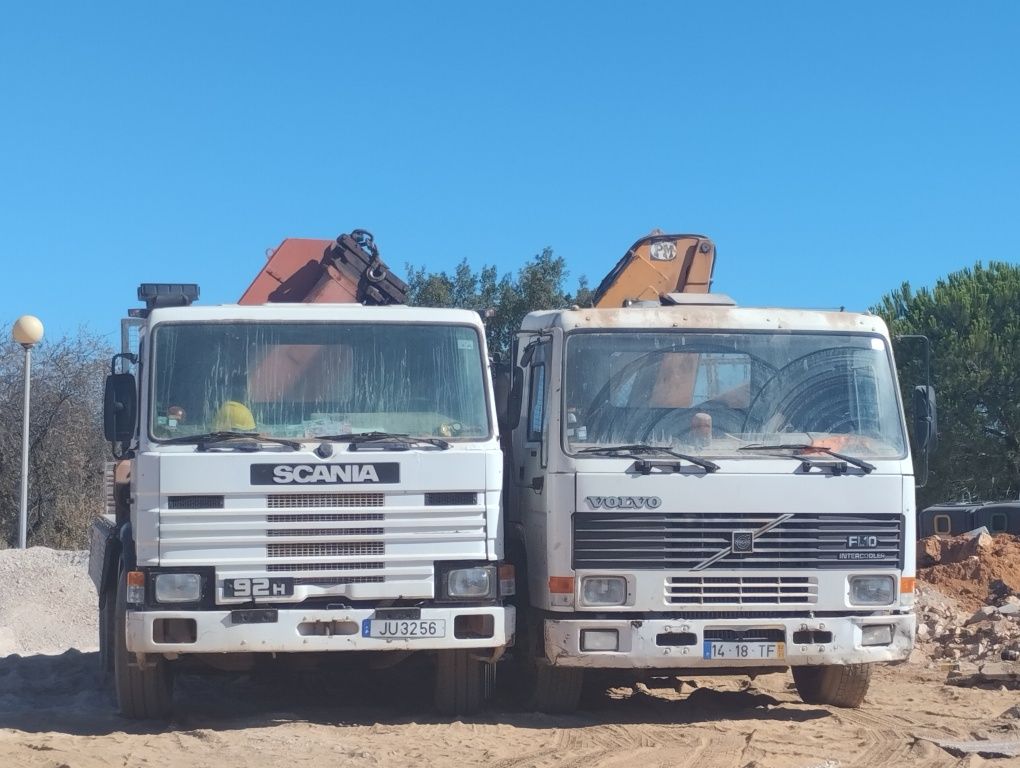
[564,331,906,459]
[150,322,490,441]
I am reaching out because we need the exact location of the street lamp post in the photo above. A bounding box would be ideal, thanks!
[12,315,44,549]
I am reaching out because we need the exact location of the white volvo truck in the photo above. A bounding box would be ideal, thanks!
[90,284,513,718]
[501,294,934,711]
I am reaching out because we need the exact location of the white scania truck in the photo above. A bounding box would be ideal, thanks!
[499,233,935,711]
[89,274,513,718]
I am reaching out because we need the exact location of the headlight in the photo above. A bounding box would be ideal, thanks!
[849,575,895,605]
[445,566,496,599]
[154,573,202,603]
[581,576,628,606]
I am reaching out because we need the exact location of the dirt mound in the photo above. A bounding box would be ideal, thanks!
[0,547,97,656]
[917,533,1020,613]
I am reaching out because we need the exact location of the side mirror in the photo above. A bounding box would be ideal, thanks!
[912,385,938,455]
[508,369,524,431]
[104,373,138,444]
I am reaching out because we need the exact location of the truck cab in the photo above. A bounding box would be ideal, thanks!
[91,289,513,718]
[503,296,925,711]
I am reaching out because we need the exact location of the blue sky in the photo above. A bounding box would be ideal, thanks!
[1,3,1017,345]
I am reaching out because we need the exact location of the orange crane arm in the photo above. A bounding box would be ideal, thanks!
[590,231,715,308]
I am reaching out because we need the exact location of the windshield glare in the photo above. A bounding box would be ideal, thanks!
[565,331,906,459]
[150,322,490,442]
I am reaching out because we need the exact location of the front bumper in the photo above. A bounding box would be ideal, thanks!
[126,605,514,654]
[543,613,914,668]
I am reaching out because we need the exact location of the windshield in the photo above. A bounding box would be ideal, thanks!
[564,331,906,459]
[150,322,490,442]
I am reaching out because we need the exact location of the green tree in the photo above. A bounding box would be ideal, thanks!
[874,262,1020,507]
[406,248,589,358]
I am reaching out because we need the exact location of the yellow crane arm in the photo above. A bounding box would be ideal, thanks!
[591,231,716,308]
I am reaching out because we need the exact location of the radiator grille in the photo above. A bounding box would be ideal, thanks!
[266,528,384,537]
[167,495,225,509]
[267,542,384,559]
[293,576,386,586]
[267,561,384,572]
[267,493,384,509]
[425,492,477,506]
[704,628,786,643]
[667,576,817,605]
[574,512,903,570]
[267,513,384,523]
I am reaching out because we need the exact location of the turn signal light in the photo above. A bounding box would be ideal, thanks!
[126,570,146,605]
[548,576,575,594]
[900,576,916,593]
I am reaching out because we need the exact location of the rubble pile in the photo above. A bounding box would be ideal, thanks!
[914,530,1020,687]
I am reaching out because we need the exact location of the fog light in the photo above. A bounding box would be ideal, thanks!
[861,624,894,646]
[581,576,627,606]
[849,575,895,605]
[581,629,619,652]
[446,566,495,599]
[154,573,201,603]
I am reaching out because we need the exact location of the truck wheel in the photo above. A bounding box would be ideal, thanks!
[514,609,583,714]
[114,570,175,719]
[792,663,872,708]
[98,590,115,679]
[433,649,493,716]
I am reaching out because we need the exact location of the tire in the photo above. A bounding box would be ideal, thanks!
[434,650,492,716]
[792,663,872,708]
[513,607,583,714]
[98,590,115,680]
[114,569,175,719]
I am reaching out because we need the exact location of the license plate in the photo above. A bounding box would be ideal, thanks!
[703,641,785,660]
[362,619,446,639]
[223,577,294,598]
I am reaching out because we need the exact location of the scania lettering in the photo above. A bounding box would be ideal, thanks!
[89,267,513,720]
[262,463,388,484]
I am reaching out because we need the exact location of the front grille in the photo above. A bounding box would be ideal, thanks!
[266,528,384,537]
[574,512,903,570]
[267,561,384,572]
[267,542,384,558]
[667,576,817,605]
[267,513,384,523]
[267,493,384,509]
[168,495,225,509]
[293,576,386,586]
[425,492,477,506]
[705,628,786,643]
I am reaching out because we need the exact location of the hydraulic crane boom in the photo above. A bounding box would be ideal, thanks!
[590,230,715,307]
[239,229,407,305]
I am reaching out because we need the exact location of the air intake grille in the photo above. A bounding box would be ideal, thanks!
[704,628,786,643]
[267,542,384,558]
[293,576,385,586]
[267,513,384,523]
[425,492,477,506]
[267,561,384,572]
[574,512,903,570]
[267,493,384,509]
[266,527,384,537]
[667,576,817,605]
[167,495,225,509]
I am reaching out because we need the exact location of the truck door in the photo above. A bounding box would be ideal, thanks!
[511,337,551,599]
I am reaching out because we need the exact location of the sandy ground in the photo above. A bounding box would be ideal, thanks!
[1,652,1018,768]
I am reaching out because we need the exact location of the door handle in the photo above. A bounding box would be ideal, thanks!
[529,476,545,492]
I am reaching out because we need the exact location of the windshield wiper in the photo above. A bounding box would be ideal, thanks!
[737,443,875,473]
[314,431,450,451]
[577,444,719,473]
[158,431,301,452]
